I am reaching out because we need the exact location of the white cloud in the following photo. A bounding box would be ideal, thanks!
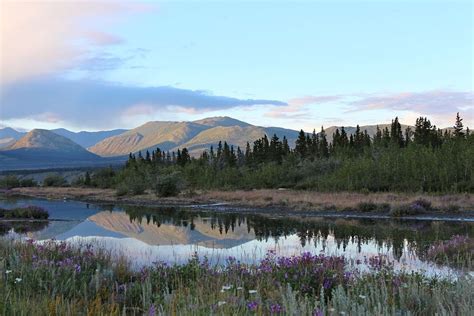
[0,0,150,84]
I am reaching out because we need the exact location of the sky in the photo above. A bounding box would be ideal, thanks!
[0,0,472,132]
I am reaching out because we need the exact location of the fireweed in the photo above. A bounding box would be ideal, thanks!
[425,235,473,269]
[0,238,472,315]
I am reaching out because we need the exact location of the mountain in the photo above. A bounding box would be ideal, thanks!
[89,116,299,157]
[194,116,251,128]
[89,121,209,156]
[0,127,25,148]
[51,128,127,148]
[0,129,107,170]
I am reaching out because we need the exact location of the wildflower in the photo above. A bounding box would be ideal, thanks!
[15,278,22,283]
[218,301,226,307]
[359,295,366,299]
[148,304,156,316]
[221,285,232,291]
[74,264,81,273]
[270,303,283,314]
[313,309,323,316]
[248,290,257,294]
[237,286,243,290]
[247,301,258,311]
[5,270,12,274]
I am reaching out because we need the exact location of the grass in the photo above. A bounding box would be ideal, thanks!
[0,206,49,219]
[0,237,473,315]
[10,187,474,215]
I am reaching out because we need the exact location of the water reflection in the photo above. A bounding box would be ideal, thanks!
[0,198,472,274]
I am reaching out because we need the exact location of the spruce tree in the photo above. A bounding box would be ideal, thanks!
[295,129,307,158]
[453,112,464,138]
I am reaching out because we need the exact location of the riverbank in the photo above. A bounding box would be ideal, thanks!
[5,187,474,220]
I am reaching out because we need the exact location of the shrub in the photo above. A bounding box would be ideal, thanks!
[0,175,20,189]
[20,178,37,187]
[154,173,182,197]
[412,198,432,211]
[43,174,67,187]
[356,202,390,212]
[357,202,378,212]
[391,204,424,217]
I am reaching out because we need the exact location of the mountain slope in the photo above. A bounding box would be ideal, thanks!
[89,121,210,156]
[1,129,101,166]
[51,128,127,148]
[0,127,25,148]
[89,117,300,157]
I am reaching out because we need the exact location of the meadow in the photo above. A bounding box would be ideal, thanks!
[1,235,472,315]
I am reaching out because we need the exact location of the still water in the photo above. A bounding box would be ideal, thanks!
[1,197,472,276]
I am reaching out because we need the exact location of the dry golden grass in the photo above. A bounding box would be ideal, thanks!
[9,187,474,212]
[196,189,474,211]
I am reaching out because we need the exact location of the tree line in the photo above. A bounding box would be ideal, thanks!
[75,113,473,195]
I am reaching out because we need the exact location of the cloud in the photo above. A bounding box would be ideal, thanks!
[266,94,342,119]
[347,90,473,114]
[346,90,474,127]
[0,1,150,84]
[0,77,286,128]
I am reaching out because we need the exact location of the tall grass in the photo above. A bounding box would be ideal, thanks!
[0,238,472,315]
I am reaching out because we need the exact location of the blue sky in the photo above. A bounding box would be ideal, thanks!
[0,0,472,131]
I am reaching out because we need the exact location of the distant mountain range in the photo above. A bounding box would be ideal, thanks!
[0,116,429,171]
[89,117,300,157]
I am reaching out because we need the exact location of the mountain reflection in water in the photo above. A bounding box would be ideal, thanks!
[1,198,472,274]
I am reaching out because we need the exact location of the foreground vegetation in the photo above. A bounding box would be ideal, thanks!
[0,237,473,315]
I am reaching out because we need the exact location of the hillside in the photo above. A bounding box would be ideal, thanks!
[0,127,25,148]
[51,128,127,148]
[89,116,299,157]
[0,129,104,169]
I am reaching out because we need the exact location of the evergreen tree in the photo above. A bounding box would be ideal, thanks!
[319,126,329,158]
[84,171,91,186]
[453,112,464,138]
[295,129,307,158]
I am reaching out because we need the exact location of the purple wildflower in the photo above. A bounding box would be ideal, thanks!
[247,301,258,311]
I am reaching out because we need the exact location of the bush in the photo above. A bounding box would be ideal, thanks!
[357,202,378,212]
[412,198,432,211]
[43,174,67,187]
[20,178,37,187]
[390,204,424,217]
[356,202,390,212]
[0,175,20,189]
[154,173,182,197]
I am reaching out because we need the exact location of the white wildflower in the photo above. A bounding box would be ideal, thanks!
[15,278,22,283]
[248,290,257,294]
[237,286,243,290]
[221,285,232,291]
[359,295,366,299]
[218,301,226,307]
[5,270,12,274]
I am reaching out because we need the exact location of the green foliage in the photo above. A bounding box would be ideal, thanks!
[19,178,37,187]
[0,175,20,189]
[42,174,67,187]
[154,172,182,197]
[90,114,473,195]
[0,238,472,315]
